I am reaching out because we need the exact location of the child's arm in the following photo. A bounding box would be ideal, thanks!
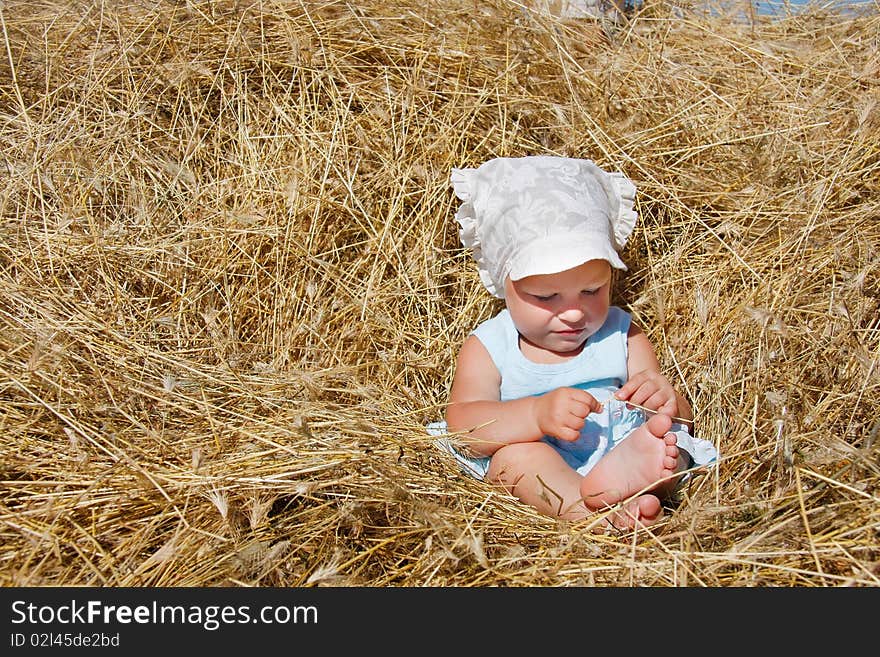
[445,335,602,457]
[617,322,694,429]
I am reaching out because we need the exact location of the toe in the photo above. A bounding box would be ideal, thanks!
[645,412,672,437]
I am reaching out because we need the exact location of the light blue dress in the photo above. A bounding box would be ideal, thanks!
[430,306,718,479]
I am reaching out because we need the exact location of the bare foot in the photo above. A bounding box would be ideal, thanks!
[608,494,664,529]
[579,412,681,511]
[583,494,664,533]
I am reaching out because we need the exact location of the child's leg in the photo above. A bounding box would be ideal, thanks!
[487,442,588,520]
[486,442,666,528]
[579,412,688,511]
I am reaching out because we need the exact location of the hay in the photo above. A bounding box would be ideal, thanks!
[0,0,878,587]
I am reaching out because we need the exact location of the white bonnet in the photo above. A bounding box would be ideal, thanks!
[451,155,637,299]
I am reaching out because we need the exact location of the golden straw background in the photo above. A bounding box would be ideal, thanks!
[1,0,878,586]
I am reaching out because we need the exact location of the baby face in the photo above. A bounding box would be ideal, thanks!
[505,259,612,358]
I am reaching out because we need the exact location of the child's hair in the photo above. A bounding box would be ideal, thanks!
[451,155,637,299]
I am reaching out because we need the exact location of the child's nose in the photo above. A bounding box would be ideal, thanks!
[558,307,585,323]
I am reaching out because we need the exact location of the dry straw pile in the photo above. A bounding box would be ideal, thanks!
[1,0,878,587]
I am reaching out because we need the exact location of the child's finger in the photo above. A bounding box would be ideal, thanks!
[572,388,603,412]
[614,374,643,400]
[626,385,655,409]
[565,410,586,432]
[553,425,580,442]
[637,392,677,417]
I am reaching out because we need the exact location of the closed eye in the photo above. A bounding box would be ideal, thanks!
[531,294,556,302]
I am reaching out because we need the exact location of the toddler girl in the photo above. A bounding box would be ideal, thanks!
[436,156,717,528]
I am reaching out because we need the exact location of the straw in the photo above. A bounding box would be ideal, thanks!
[0,0,878,587]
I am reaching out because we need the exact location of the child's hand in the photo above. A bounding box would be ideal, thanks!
[615,369,679,417]
[532,387,603,442]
